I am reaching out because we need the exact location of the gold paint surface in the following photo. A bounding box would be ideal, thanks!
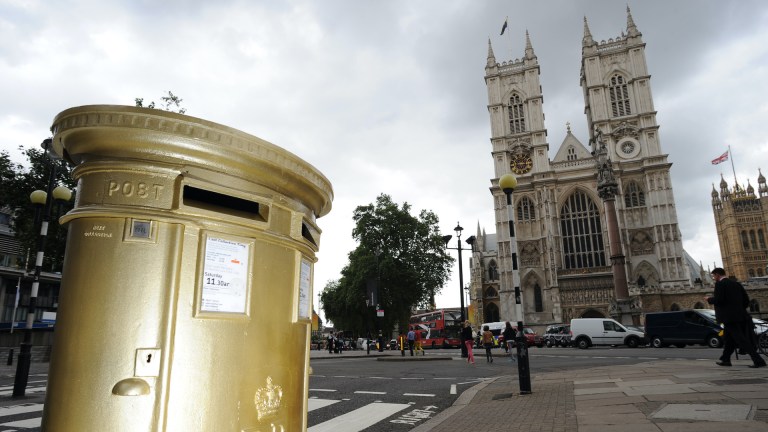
[42,106,332,432]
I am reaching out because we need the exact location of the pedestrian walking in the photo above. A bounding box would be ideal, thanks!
[461,321,475,364]
[503,321,516,362]
[707,267,766,368]
[482,325,494,363]
[414,329,425,355]
[327,333,334,354]
[407,329,416,356]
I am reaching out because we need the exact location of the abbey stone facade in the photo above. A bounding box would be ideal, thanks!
[468,8,717,330]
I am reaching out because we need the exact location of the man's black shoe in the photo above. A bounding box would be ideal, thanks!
[716,361,732,367]
[748,363,766,368]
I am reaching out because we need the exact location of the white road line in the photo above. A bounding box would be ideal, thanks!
[0,403,44,416]
[450,384,457,394]
[434,377,455,380]
[0,386,47,397]
[309,389,337,392]
[0,417,42,428]
[308,402,410,432]
[368,376,392,380]
[354,391,386,395]
[403,393,434,397]
[307,398,340,412]
[400,377,423,380]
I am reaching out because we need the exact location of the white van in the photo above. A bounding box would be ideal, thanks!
[570,318,646,349]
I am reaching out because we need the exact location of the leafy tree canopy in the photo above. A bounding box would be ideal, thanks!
[320,194,453,337]
[0,146,76,272]
[135,90,187,114]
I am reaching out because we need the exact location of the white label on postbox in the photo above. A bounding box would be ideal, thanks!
[298,259,312,320]
[202,237,249,314]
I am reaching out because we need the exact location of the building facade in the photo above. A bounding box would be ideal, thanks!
[712,172,768,281]
[471,8,718,329]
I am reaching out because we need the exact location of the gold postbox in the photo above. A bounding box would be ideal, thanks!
[42,105,333,431]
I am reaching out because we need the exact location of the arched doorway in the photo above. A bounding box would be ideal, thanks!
[484,302,500,323]
[581,309,605,318]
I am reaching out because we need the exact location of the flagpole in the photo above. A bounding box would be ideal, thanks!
[728,145,737,184]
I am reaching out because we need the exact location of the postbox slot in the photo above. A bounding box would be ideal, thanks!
[183,185,266,221]
[301,222,317,246]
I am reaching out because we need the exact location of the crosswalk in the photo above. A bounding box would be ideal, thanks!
[0,403,43,431]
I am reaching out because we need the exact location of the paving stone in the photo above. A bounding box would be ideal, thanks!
[651,403,752,421]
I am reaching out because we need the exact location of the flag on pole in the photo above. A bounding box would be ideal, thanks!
[500,17,508,35]
[711,150,729,165]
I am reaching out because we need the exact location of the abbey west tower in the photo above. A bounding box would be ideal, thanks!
[478,8,698,326]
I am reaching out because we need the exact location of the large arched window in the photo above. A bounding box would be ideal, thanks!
[508,94,526,134]
[609,74,631,117]
[560,191,605,269]
[750,230,758,250]
[485,287,498,298]
[517,196,535,221]
[759,229,766,249]
[623,181,645,208]
[742,231,750,250]
[487,260,498,280]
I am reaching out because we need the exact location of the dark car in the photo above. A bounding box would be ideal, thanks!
[644,310,722,348]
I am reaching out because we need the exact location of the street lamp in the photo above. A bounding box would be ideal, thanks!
[13,138,72,397]
[499,173,531,395]
[592,129,632,324]
[442,222,475,358]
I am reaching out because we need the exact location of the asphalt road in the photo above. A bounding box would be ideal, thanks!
[307,345,724,431]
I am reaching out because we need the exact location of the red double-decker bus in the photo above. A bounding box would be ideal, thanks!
[409,309,462,349]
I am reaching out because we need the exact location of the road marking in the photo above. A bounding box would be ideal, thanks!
[308,402,410,432]
[309,389,337,392]
[0,386,47,397]
[308,398,340,412]
[0,404,44,416]
[400,377,423,380]
[450,384,457,394]
[369,376,392,380]
[0,417,41,428]
[434,377,455,380]
[354,391,386,395]
[403,393,434,397]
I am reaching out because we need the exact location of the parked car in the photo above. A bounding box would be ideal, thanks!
[388,339,399,350]
[496,326,543,349]
[570,318,646,349]
[543,324,571,347]
[644,310,722,348]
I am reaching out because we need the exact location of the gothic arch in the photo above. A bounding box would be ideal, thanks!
[556,185,602,214]
[670,303,680,311]
[580,308,605,318]
[633,260,659,288]
[485,286,498,298]
[484,302,500,323]
[693,302,706,309]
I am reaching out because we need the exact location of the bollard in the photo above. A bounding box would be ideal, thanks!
[7,349,13,366]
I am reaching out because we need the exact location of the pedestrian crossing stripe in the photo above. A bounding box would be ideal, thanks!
[308,402,410,432]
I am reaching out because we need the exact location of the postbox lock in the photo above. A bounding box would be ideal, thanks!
[135,348,161,377]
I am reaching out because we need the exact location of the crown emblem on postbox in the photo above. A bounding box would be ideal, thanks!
[254,376,283,420]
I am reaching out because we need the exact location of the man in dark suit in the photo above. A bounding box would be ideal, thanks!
[707,268,766,368]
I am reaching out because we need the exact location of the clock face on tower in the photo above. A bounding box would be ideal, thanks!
[510,154,533,174]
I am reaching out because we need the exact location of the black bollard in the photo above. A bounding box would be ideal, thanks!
[7,348,13,366]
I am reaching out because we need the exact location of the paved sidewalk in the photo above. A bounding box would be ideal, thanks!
[416,358,768,432]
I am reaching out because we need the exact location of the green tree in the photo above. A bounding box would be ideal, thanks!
[0,146,76,272]
[135,91,187,114]
[320,194,453,336]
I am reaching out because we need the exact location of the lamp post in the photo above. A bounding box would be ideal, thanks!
[442,223,475,358]
[592,129,632,324]
[13,138,72,397]
[500,173,531,395]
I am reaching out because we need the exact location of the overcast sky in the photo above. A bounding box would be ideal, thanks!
[2,1,767,325]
